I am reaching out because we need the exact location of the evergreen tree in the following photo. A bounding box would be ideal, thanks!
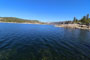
[87,14,89,20]
[73,17,78,23]
[80,16,89,24]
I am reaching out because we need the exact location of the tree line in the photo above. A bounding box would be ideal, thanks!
[73,14,90,25]
[0,17,41,23]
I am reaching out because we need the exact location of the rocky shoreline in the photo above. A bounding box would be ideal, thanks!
[55,24,90,30]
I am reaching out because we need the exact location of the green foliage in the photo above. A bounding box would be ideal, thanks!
[73,14,90,25]
[73,17,78,23]
[0,17,40,23]
[80,16,90,24]
[86,14,89,20]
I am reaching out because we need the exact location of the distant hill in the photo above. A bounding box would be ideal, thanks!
[0,17,42,24]
[49,21,73,25]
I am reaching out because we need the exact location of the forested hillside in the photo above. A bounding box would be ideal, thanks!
[0,17,41,23]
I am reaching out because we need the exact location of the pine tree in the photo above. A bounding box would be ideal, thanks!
[87,14,89,20]
[73,17,78,23]
[80,16,89,24]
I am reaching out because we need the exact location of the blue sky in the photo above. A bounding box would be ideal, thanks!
[0,0,90,22]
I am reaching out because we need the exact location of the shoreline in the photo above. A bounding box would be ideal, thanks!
[55,24,90,30]
[0,22,47,25]
[1,22,90,30]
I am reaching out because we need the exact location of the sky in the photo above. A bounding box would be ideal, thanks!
[0,0,90,22]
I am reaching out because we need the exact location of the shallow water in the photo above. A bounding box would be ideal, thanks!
[0,23,90,60]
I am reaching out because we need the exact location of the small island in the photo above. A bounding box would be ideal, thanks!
[53,14,90,30]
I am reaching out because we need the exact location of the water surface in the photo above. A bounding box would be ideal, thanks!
[0,23,90,60]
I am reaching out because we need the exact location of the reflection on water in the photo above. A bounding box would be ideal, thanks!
[0,23,90,60]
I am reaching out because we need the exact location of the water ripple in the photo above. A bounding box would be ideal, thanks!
[0,23,90,60]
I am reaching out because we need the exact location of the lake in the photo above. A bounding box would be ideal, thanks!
[0,23,90,60]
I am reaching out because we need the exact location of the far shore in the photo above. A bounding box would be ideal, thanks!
[1,22,90,30]
[55,24,90,30]
[0,22,47,25]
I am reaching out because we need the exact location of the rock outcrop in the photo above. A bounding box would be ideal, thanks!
[55,24,90,30]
